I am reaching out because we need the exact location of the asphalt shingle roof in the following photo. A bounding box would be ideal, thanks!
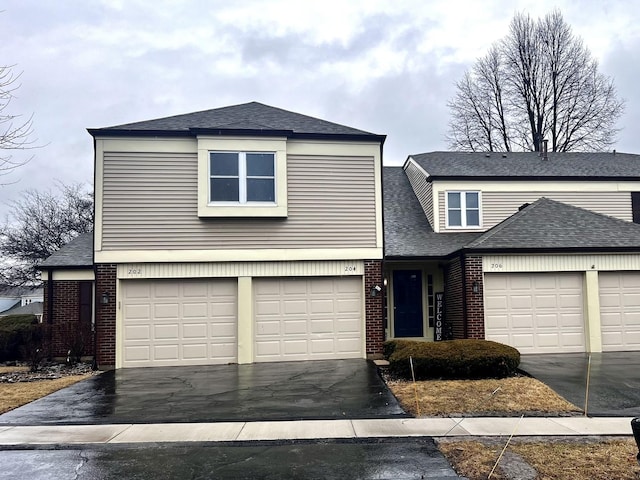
[410,151,640,179]
[383,167,480,257]
[39,233,94,268]
[467,198,640,251]
[91,102,384,140]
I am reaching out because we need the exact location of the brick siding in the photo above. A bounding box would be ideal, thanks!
[95,264,117,368]
[464,255,485,339]
[364,260,384,358]
[43,280,95,358]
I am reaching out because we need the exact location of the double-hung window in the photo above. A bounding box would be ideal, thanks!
[446,191,481,228]
[209,152,275,204]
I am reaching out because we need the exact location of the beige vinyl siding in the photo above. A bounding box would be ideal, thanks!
[438,191,631,232]
[101,152,376,250]
[404,161,434,226]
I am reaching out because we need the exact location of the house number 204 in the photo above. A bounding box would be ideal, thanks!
[344,266,357,272]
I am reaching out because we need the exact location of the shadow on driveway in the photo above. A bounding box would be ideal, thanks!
[0,359,407,426]
[519,352,640,417]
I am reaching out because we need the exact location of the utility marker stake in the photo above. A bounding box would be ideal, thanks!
[584,354,592,417]
[488,414,524,479]
[409,356,421,416]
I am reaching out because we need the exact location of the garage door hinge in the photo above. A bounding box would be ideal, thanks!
[118,301,121,310]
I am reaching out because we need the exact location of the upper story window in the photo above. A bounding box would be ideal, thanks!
[446,191,481,228]
[210,152,275,203]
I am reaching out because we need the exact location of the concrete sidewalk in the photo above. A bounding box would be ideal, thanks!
[0,417,634,445]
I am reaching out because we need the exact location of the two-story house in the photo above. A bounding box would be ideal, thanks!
[43,102,385,369]
[384,152,640,354]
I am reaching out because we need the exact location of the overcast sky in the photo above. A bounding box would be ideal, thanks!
[1,0,639,217]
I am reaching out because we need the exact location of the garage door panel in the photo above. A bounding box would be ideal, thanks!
[510,295,533,309]
[182,344,207,360]
[485,273,585,354]
[182,323,207,338]
[511,314,534,329]
[153,303,179,319]
[536,314,560,328]
[284,300,307,314]
[154,345,179,361]
[122,279,238,367]
[124,325,150,341]
[310,299,333,313]
[182,303,207,318]
[254,277,363,362]
[600,272,640,351]
[154,324,179,340]
[284,320,308,334]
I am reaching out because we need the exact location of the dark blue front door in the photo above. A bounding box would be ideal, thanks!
[393,270,423,337]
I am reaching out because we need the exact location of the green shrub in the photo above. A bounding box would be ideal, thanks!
[0,314,43,362]
[386,339,520,380]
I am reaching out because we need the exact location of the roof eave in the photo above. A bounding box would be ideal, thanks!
[87,128,386,143]
[427,175,640,182]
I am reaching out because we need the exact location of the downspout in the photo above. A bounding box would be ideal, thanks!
[46,268,54,360]
[460,253,468,338]
[91,135,99,371]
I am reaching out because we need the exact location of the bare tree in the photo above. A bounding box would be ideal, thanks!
[0,64,36,176]
[447,10,625,152]
[0,183,93,286]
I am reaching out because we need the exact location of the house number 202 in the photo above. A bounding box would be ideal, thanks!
[128,268,142,275]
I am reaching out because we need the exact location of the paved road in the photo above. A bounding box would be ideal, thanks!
[0,438,463,479]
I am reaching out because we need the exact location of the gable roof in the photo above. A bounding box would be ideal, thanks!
[39,232,94,268]
[383,167,480,258]
[466,198,640,252]
[89,102,385,142]
[410,151,640,180]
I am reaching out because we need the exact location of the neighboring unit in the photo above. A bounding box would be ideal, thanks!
[43,102,385,368]
[384,151,640,354]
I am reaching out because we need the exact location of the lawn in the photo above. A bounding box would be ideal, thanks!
[386,376,582,416]
[0,365,93,414]
[385,375,639,479]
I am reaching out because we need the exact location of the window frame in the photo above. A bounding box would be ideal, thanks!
[445,191,482,228]
[208,151,276,205]
[197,136,288,218]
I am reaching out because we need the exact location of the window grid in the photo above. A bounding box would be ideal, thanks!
[209,152,275,204]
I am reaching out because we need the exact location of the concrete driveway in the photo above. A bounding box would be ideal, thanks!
[519,352,640,416]
[0,359,407,426]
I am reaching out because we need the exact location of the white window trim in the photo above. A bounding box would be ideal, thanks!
[209,151,277,205]
[445,191,482,228]
[197,136,288,218]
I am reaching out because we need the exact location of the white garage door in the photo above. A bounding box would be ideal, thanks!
[484,273,585,354]
[599,272,640,351]
[254,277,363,362]
[122,279,237,367]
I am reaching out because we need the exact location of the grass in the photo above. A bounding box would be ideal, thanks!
[385,374,638,478]
[386,376,582,416]
[0,374,91,414]
[0,366,29,374]
[438,438,640,480]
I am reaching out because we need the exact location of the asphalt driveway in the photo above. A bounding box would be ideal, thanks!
[519,352,640,416]
[0,359,407,426]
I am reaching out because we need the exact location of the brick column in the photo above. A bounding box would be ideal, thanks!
[464,255,485,339]
[95,264,117,368]
[364,260,384,358]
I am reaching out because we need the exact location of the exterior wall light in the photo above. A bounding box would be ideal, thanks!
[101,292,110,305]
[370,285,382,297]
[472,281,480,294]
